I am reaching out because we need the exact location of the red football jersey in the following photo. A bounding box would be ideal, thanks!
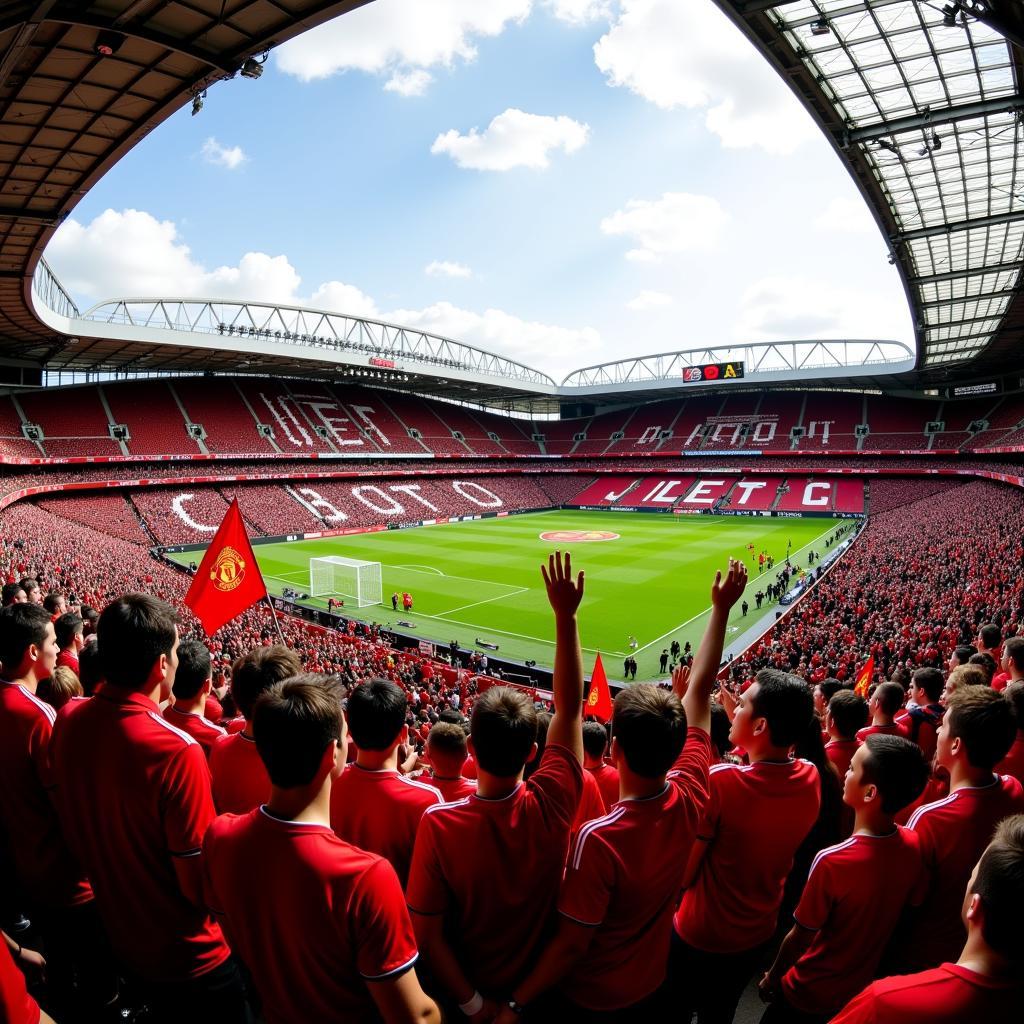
[587,762,620,808]
[49,687,229,982]
[56,649,79,674]
[429,774,475,802]
[856,722,909,744]
[0,940,39,1024]
[781,828,925,1016]
[407,744,583,993]
[209,732,271,815]
[830,964,1023,1024]
[996,735,1024,786]
[825,739,859,778]
[203,808,419,1024]
[673,758,821,953]
[559,729,713,1010]
[204,693,223,724]
[904,775,1024,970]
[572,768,607,831]
[0,679,91,908]
[330,764,442,886]
[163,705,226,758]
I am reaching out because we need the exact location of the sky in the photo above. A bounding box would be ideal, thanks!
[44,0,914,381]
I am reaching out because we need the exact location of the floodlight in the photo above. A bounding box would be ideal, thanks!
[942,4,960,27]
[810,19,831,36]
[191,91,205,116]
[94,30,125,57]
[240,51,269,80]
[931,131,942,151]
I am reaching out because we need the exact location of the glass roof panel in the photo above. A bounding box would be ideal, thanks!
[769,0,1023,368]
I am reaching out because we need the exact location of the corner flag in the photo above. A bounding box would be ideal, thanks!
[184,498,267,637]
[853,656,874,698]
[586,652,613,723]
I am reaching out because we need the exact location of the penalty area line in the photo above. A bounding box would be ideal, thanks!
[434,587,529,617]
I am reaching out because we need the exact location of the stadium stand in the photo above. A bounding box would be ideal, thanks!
[103,380,199,458]
[172,378,276,455]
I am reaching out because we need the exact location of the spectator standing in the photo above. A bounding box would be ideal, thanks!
[202,675,440,1024]
[856,681,910,743]
[582,721,620,808]
[163,640,226,757]
[425,722,475,802]
[997,681,1024,784]
[53,612,83,675]
[824,691,868,777]
[993,634,1024,692]
[900,667,945,762]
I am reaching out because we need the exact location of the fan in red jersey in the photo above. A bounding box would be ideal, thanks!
[162,640,225,757]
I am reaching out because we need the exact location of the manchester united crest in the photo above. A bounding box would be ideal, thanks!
[210,545,246,592]
[539,530,620,543]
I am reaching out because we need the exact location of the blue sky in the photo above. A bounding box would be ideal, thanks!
[46,0,913,379]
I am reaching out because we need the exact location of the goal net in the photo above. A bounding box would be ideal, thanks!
[309,556,383,608]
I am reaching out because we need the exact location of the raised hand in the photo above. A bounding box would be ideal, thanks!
[672,662,691,701]
[711,558,748,612]
[541,550,585,619]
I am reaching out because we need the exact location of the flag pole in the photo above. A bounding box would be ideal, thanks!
[264,592,288,645]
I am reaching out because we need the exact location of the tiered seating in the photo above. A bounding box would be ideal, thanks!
[423,402,506,456]
[217,484,327,536]
[674,396,726,451]
[698,393,764,452]
[173,378,275,454]
[18,386,121,457]
[131,487,235,545]
[567,475,647,506]
[571,408,636,456]
[327,385,429,455]
[930,396,1001,451]
[861,396,938,451]
[0,395,38,457]
[234,378,332,453]
[104,380,197,457]
[621,475,697,508]
[832,479,866,514]
[35,494,151,545]
[675,474,733,508]
[757,393,804,450]
[537,417,586,456]
[719,477,783,511]
[797,393,863,451]
[534,473,595,505]
[385,396,470,455]
[606,398,684,454]
[470,408,540,455]
[776,477,836,512]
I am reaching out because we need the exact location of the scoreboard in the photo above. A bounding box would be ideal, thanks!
[681,361,744,383]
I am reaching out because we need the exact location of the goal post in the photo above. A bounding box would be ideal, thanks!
[309,556,383,608]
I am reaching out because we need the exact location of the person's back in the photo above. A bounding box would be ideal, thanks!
[902,686,1024,972]
[997,680,1024,785]
[904,667,945,762]
[582,719,620,807]
[824,690,867,778]
[163,640,225,757]
[210,645,300,813]
[203,675,439,1024]
[831,814,1024,1024]
[329,678,441,886]
[425,721,475,802]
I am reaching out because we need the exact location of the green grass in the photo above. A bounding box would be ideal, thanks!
[168,511,843,682]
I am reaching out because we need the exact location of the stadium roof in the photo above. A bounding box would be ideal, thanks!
[1,1,1023,401]
[714,0,1024,382]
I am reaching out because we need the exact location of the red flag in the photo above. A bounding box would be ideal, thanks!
[585,652,613,723]
[184,499,267,637]
[853,655,874,699]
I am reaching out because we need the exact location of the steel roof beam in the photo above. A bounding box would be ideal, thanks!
[912,260,1024,284]
[896,209,1024,241]
[847,95,1024,145]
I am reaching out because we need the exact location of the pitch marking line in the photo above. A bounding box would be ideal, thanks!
[393,564,444,576]
[435,587,529,618]
[628,520,843,659]
[382,563,524,590]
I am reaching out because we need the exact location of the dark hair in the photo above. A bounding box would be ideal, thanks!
[611,684,687,778]
[346,678,408,751]
[750,669,815,748]
[968,653,997,685]
[54,612,83,651]
[0,603,52,675]
[42,591,64,615]
[1,583,25,607]
[1004,637,1024,675]
[427,721,468,758]
[80,606,99,633]
[816,678,844,703]
[828,690,869,740]
[231,645,302,720]
[437,708,468,731]
[18,578,39,598]
[253,674,343,788]
[873,681,905,717]
[523,712,551,781]
[582,720,609,759]
[470,686,538,778]
[972,814,1024,963]
[953,644,977,666]
[1005,681,1024,731]
[710,703,733,758]
[946,686,1017,770]
[861,734,929,814]
[979,623,1003,651]
[97,594,177,691]
[77,642,103,695]
[912,666,944,703]
[173,640,212,701]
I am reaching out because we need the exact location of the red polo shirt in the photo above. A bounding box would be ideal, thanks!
[573,767,607,830]
[407,744,583,994]
[824,738,859,778]
[330,764,443,886]
[429,775,475,802]
[587,761,620,808]
[163,705,226,758]
[49,686,229,982]
[558,728,713,1010]
[0,942,39,1024]
[209,731,271,814]
[996,735,1024,786]
[674,758,821,953]
[203,807,418,1024]
[0,679,91,908]
[856,721,909,743]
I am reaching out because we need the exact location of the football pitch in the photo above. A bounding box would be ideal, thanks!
[169,511,844,682]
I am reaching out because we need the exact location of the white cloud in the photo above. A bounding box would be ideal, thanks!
[425,260,473,278]
[600,191,728,261]
[309,281,381,319]
[546,0,613,24]
[201,137,246,170]
[814,197,877,235]
[626,289,673,310]
[432,108,589,170]
[594,0,817,154]
[275,0,531,89]
[734,275,912,343]
[384,68,433,96]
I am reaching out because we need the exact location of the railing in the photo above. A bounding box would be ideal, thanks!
[31,257,80,319]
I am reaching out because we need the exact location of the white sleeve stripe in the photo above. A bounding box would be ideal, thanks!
[147,711,198,746]
[907,792,958,829]
[807,837,857,879]
[361,952,418,981]
[571,807,626,871]
[559,910,601,927]
[19,686,57,726]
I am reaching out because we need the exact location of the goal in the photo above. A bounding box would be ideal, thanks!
[309,556,383,608]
